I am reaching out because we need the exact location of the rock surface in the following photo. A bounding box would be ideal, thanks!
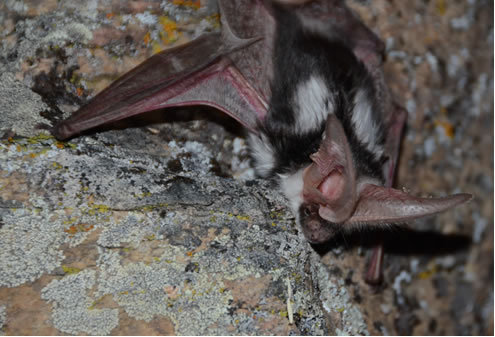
[0,0,492,335]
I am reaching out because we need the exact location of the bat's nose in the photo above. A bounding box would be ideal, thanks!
[302,218,335,244]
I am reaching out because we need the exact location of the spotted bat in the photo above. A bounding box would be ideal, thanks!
[52,0,472,282]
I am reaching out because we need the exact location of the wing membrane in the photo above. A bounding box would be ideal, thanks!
[53,1,271,140]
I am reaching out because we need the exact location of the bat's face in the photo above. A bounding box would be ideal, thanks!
[278,161,347,244]
[298,203,339,244]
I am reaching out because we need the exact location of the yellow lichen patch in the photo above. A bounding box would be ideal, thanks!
[418,265,438,279]
[23,147,49,160]
[225,212,251,221]
[61,265,81,275]
[143,31,151,45]
[26,133,54,144]
[145,234,156,241]
[64,223,95,236]
[86,198,111,215]
[88,204,110,214]
[205,13,221,29]
[159,16,179,45]
[88,295,112,310]
[52,162,63,169]
[269,210,284,220]
[435,0,447,16]
[434,120,455,139]
[152,40,162,54]
[172,0,201,10]
[62,217,77,225]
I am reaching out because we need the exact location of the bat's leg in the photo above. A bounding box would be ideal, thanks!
[335,1,386,69]
[383,105,408,188]
[365,244,384,284]
[333,0,386,71]
[365,104,407,284]
[297,0,385,66]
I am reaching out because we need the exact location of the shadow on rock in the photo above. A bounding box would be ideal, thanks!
[311,226,471,257]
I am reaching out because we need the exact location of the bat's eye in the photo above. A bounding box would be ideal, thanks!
[301,204,318,217]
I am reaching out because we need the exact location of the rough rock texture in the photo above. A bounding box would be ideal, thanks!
[0,0,492,335]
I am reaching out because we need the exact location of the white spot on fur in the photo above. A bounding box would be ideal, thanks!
[352,89,383,159]
[294,76,332,134]
[249,133,276,177]
[278,168,305,214]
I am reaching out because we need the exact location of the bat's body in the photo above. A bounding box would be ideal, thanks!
[250,4,387,241]
[254,10,384,179]
[52,0,471,280]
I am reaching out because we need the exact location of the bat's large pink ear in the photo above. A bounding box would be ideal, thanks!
[346,184,473,225]
[303,114,358,223]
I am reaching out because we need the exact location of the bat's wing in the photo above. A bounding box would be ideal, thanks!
[53,0,274,140]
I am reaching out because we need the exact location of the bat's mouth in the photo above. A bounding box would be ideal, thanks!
[299,203,339,244]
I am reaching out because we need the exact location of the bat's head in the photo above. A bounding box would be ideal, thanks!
[279,114,472,244]
[298,202,339,243]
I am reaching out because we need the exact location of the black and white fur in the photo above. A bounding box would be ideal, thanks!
[249,6,385,224]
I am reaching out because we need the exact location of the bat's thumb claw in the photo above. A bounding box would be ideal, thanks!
[51,121,74,140]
